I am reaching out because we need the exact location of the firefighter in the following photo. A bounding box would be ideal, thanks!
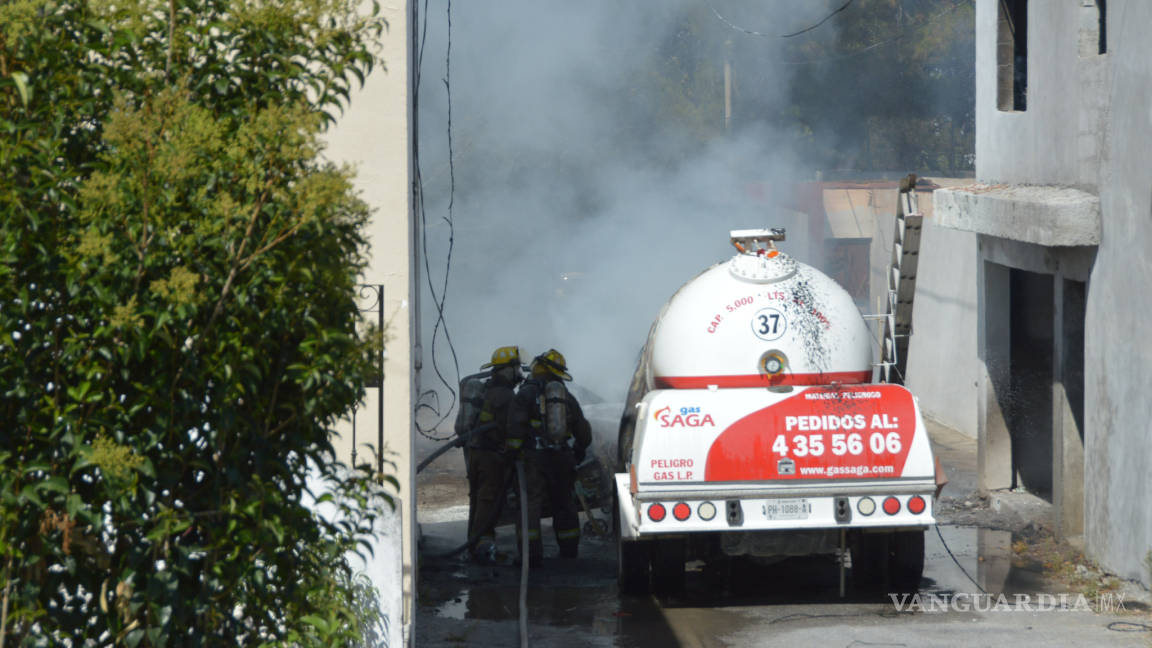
[462,345,522,564]
[453,369,486,550]
[508,349,592,565]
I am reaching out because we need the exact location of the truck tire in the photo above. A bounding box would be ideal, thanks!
[849,531,889,592]
[888,530,925,594]
[650,538,686,597]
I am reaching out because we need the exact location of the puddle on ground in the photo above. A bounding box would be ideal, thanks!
[435,581,615,625]
[422,525,1085,647]
[927,525,1053,596]
[428,572,683,645]
[427,526,1052,625]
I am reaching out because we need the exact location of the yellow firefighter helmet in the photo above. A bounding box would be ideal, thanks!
[531,348,572,381]
[481,345,521,369]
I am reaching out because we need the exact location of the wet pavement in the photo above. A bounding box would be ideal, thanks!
[414,421,1152,647]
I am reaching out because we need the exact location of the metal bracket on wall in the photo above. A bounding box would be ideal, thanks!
[353,284,386,477]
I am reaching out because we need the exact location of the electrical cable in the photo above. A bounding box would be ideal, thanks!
[705,2,775,38]
[781,0,855,38]
[768,611,881,625]
[441,0,462,387]
[781,0,971,66]
[706,0,854,38]
[935,524,987,594]
[413,0,462,441]
[1108,622,1152,632]
[709,0,971,66]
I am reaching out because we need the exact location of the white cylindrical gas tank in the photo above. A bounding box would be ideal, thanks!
[647,247,872,388]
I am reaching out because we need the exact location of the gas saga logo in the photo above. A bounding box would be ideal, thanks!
[654,405,715,428]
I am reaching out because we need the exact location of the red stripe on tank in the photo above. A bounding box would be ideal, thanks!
[654,371,872,389]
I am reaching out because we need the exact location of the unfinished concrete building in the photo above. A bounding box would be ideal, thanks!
[932,0,1151,586]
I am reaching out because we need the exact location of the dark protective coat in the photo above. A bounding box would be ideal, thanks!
[509,377,592,559]
[464,372,517,554]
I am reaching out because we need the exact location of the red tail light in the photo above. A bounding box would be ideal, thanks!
[882,496,901,515]
[648,503,667,522]
[672,502,691,521]
[907,495,926,515]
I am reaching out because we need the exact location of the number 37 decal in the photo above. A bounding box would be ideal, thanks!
[751,307,787,341]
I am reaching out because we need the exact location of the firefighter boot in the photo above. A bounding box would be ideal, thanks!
[471,536,497,565]
[557,539,578,559]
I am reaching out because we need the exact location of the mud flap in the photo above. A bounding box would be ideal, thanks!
[651,538,686,597]
[849,531,890,592]
[850,529,924,594]
[618,538,652,596]
[615,488,651,595]
[889,529,925,594]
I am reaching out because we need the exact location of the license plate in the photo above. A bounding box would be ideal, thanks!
[762,499,812,520]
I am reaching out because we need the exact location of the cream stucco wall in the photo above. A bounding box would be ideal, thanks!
[325,1,418,642]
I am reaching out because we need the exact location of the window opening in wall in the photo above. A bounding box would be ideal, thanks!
[1098,0,1107,54]
[1080,0,1107,57]
[997,0,1028,111]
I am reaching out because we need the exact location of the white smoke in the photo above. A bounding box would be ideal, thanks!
[414,1,840,435]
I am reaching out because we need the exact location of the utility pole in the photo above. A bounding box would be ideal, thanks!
[723,40,733,131]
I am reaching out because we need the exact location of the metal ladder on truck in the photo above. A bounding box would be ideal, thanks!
[880,174,923,385]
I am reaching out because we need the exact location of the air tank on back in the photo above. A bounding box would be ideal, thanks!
[617,228,874,466]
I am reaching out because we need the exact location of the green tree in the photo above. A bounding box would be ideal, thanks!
[625,0,974,175]
[0,1,392,645]
[785,0,976,174]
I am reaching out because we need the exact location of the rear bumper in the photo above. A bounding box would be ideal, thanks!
[616,473,935,539]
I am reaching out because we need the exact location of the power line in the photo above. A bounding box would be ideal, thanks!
[707,0,855,39]
[706,2,774,37]
[708,0,971,66]
[782,0,855,38]
[413,0,461,441]
[780,0,972,66]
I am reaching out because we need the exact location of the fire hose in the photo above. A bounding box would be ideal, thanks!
[418,422,507,561]
[415,423,495,474]
[516,458,529,648]
[417,452,532,644]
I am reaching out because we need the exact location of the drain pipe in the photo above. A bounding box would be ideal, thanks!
[517,459,529,648]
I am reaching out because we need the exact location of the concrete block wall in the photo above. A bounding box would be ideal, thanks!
[945,0,1152,587]
[903,215,980,439]
[975,0,1106,191]
[1083,0,1152,589]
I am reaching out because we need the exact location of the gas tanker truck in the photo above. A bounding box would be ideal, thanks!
[614,228,938,596]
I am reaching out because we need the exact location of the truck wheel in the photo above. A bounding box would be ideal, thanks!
[850,532,889,592]
[888,530,925,594]
[650,538,686,597]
